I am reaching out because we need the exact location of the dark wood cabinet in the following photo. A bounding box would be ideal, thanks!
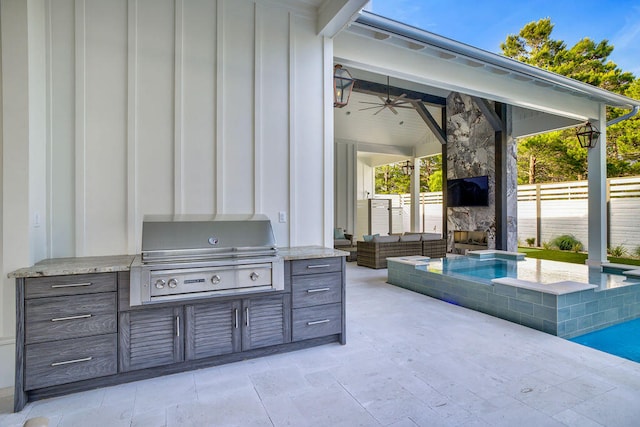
[120,293,291,370]
[185,299,241,360]
[17,273,118,398]
[119,306,183,371]
[241,294,291,350]
[14,254,345,412]
[290,258,346,344]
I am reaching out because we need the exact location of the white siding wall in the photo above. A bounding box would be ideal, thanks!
[0,0,333,387]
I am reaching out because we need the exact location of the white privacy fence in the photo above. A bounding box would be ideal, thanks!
[397,176,640,252]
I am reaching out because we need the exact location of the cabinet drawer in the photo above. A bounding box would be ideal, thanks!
[292,303,342,341]
[25,273,116,299]
[25,293,117,344]
[25,333,117,390]
[292,272,342,308]
[291,257,342,276]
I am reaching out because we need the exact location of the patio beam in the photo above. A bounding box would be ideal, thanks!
[353,79,447,106]
[413,102,446,144]
[472,96,503,132]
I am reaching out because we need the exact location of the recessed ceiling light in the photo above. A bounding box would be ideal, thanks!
[399,121,404,125]
[346,111,351,115]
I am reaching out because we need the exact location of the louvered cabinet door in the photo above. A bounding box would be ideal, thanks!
[119,307,183,372]
[241,294,291,350]
[184,300,241,360]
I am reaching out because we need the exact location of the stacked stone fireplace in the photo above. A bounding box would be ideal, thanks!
[445,91,517,253]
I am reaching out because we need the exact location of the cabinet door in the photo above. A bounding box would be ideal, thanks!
[184,300,241,360]
[242,294,290,351]
[119,306,183,372]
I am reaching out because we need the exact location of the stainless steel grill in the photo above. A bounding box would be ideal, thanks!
[130,215,284,306]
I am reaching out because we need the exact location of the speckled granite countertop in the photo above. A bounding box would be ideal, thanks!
[278,246,349,260]
[8,255,137,278]
[9,247,347,279]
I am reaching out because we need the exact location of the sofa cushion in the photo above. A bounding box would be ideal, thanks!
[363,234,379,242]
[372,235,400,243]
[421,233,442,241]
[400,234,421,242]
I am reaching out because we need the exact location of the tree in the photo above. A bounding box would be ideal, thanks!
[375,155,443,194]
[501,18,639,183]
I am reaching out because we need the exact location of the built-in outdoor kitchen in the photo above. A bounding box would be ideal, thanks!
[10,216,347,412]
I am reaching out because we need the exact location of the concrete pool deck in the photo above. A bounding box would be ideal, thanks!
[387,253,640,339]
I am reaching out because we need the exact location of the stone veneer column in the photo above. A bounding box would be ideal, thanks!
[445,92,517,252]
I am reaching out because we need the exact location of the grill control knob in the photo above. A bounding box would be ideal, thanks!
[155,279,166,289]
[211,275,221,285]
[168,278,178,289]
[250,272,259,281]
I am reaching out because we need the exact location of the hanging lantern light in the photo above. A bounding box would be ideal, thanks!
[401,160,414,176]
[333,64,354,108]
[575,121,601,149]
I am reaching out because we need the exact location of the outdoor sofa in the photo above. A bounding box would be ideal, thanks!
[357,233,446,269]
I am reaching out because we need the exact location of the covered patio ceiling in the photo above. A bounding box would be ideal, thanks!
[334,67,448,167]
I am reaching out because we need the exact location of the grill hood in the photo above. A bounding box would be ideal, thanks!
[141,214,278,263]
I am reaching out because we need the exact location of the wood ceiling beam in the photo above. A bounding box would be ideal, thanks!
[353,79,447,106]
[471,96,503,132]
[413,102,447,145]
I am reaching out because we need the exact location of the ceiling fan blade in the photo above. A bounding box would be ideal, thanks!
[359,105,384,111]
[393,105,416,109]
[377,95,388,104]
[373,106,386,115]
[359,101,386,105]
[388,106,399,115]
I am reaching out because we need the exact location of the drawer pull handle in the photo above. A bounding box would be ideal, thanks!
[307,288,330,293]
[51,314,92,322]
[51,282,92,289]
[307,319,330,326]
[307,264,330,269]
[51,356,93,367]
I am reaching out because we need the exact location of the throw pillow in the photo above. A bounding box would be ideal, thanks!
[334,228,346,239]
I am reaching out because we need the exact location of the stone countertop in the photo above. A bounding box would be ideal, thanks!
[8,255,136,278]
[8,247,347,279]
[278,246,349,260]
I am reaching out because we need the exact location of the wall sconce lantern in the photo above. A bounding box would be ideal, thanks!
[576,121,601,149]
[401,160,414,176]
[334,64,354,108]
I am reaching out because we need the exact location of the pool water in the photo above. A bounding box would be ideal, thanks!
[420,256,640,289]
[570,318,640,363]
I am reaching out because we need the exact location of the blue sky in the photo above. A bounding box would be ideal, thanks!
[368,0,640,77]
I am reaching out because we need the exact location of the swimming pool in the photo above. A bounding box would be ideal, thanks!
[387,251,640,338]
[570,318,640,363]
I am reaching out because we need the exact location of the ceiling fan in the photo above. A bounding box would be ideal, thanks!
[359,76,418,115]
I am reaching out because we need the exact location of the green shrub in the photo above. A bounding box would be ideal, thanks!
[608,245,627,258]
[572,243,583,253]
[542,241,553,250]
[551,235,582,251]
[525,237,535,247]
[635,246,640,259]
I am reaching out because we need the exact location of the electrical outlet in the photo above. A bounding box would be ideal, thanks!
[278,211,287,223]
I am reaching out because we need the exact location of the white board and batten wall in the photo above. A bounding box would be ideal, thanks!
[0,0,337,387]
